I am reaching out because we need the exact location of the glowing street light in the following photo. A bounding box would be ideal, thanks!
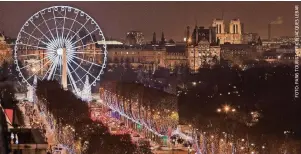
[217,108,222,112]
[192,82,197,86]
[224,105,230,112]
[188,38,192,43]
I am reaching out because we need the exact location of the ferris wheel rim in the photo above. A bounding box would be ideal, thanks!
[14,5,108,90]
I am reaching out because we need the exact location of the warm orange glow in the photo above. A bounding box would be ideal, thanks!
[224,105,230,112]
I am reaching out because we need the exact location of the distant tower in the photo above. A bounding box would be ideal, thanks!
[191,25,199,46]
[152,32,156,44]
[195,19,199,45]
[241,23,245,34]
[186,26,190,45]
[229,19,242,34]
[257,36,262,46]
[160,32,165,45]
[212,19,225,34]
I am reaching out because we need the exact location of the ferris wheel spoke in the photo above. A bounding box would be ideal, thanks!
[18,43,49,50]
[66,69,76,93]
[52,10,59,38]
[61,9,67,38]
[26,59,52,82]
[47,56,59,80]
[66,67,80,95]
[69,58,98,81]
[52,57,60,80]
[42,60,55,80]
[65,11,79,40]
[70,55,102,67]
[67,61,85,85]
[21,30,49,45]
[68,18,90,41]
[29,21,52,42]
[70,28,98,46]
[40,12,55,40]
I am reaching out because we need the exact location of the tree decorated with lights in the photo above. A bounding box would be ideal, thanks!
[27,75,37,103]
[81,75,92,102]
[100,81,179,143]
[26,84,34,102]
[36,80,150,153]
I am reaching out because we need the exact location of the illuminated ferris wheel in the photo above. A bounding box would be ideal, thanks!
[14,6,107,95]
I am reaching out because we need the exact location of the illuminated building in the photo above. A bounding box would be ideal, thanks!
[0,32,12,65]
[242,33,259,44]
[212,19,243,44]
[262,46,299,65]
[107,45,186,71]
[220,44,261,66]
[187,39,221,72]
[125,31,145,46]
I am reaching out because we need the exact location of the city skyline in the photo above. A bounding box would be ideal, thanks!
[0,1,299,41]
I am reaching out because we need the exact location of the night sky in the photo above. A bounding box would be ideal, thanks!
[0,1,300,41]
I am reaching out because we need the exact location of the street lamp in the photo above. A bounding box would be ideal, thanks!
[217,105,236,114]
[224,105,230,112]
[192,82,197,86]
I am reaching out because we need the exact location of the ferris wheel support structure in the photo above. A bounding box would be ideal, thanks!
[62,48,67,90]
